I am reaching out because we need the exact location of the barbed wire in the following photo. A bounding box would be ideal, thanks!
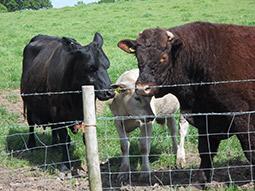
[19,78,255,97]
[97,110,255,121]
[2,79,255,189]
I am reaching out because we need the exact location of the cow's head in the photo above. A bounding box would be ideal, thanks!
[111,83,155,123]
[118,29,182,97]
[63,33,115,101]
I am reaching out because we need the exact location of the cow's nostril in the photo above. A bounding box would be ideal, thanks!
[145,86,151,91]
[106,89,115,98]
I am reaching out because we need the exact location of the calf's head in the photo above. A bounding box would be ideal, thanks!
[64,33,115,101]
[118,29,182,97]
[111,83,154,123]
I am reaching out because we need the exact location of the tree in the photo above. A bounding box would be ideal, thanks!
[0,0,18,11]
[0,0,52,12]
[0,3,7,13]
[76,1,85,6]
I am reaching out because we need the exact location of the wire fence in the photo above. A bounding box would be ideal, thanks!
[0,79,255,190]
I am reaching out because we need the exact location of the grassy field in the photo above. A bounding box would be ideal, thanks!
[0,0,254,189]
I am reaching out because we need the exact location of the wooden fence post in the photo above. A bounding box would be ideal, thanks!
[82,85,102,191]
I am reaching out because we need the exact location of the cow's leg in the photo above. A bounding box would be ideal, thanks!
[235,115,255,182]
[27,111,36,148]
[176,115,189,168]
[198,133,221,183]
[139,122,152,181]
[57,127,71,172]
[116,120,130,182]
[193,115,222,183]
[51,127,59,145]
[237,133,255,182]
[27,126,36,148]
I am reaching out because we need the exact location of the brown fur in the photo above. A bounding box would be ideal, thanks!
[118,21,255,183]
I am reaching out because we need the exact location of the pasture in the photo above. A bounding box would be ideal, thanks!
[0,0,254,190]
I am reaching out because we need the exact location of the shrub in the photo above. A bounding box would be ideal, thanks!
[0,3,7,13]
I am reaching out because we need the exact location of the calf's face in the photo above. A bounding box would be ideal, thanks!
[112,84,154,122]
[118,29,182,97]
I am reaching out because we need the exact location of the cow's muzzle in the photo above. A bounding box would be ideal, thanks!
[96,88,115,101]
[135,82,158,96]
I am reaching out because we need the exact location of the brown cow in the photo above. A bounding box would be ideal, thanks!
[117,21,255,183]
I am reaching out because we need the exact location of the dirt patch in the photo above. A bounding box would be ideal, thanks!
[0,167,89,191]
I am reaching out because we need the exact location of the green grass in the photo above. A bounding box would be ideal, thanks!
[0,0,254,188]
[0,0,255,89]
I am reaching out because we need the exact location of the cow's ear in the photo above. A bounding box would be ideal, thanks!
[62,37,78,52]
[118,39,137,54]
[93,32,103,47]
[171,37,183,60]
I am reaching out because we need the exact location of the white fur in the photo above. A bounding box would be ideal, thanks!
[109,69,189,181]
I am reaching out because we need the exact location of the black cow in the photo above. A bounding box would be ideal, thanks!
[118,22,255,183]
[21,33,114,171]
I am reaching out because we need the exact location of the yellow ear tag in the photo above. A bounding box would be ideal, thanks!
[114,87,122,95]
[129,47,136,53]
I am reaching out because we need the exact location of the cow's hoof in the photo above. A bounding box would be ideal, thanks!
[138,171,151,183]
[60,163,71,172]
[59,171,72,180]
[117,172,130,184]
[176,147,186,168]
[176,157,186,168]
[51,139,59,145]
[27,141,36,149]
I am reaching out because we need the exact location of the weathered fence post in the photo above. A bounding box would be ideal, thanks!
[82,85,102,191]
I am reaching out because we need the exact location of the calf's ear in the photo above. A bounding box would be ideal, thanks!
[111,84,128,94]
[93,32,103,47]
[118,39,137,54]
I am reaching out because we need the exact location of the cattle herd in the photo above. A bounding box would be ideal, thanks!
[20,21,255,185]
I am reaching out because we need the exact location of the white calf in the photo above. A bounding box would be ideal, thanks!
[109,69,189,181]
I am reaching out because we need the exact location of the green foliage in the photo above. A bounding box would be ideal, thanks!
[0,0,255,89]
[99,0,116,3]
[0,3,7,13]
[0,0,18,12]
[76,1,85,6]
[0,0,52,12]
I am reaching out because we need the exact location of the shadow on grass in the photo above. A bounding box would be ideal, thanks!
[5,128,82,171]
[101,156,253,189]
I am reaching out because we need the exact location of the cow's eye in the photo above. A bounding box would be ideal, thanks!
[90,65,97,72]
[160,53,168,63]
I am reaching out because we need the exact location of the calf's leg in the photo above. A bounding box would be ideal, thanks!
[166,117,178,154]
[177,115,189,168]
[116,120,131,182]
[139,122,152,181]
